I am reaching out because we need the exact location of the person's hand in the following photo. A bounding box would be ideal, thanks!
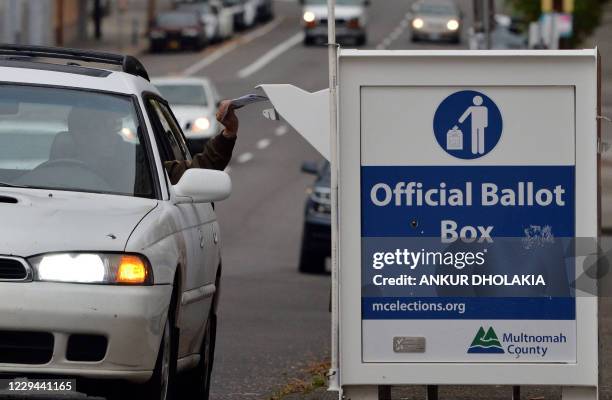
[216,100,240,139]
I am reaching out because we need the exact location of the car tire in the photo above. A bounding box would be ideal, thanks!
[181,311,217,399]
[298,232,327,274]
[357,34,367,46]
[304,36,314,46]
[142,317,178,400]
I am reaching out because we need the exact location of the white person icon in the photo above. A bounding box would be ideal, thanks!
[458,95,489,155]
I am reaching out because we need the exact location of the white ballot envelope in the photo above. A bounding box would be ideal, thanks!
[230,94,269,108]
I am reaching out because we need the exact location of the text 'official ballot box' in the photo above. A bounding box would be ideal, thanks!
[337,51,599,391]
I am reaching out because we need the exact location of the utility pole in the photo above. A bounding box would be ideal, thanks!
[93,0,103,40]
[147,0,157,33]
[483,0,491,49]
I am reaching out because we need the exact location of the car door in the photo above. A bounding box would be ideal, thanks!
[146,97,219,356]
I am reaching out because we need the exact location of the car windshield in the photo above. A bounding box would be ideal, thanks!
[419,3,456,15]
[305,0,365,5]
[156,84,209,106]
[156,12,199,27]
[0,85,154,197]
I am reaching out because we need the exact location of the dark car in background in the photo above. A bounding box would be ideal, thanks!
[299,161,331,273]
[149,10,208,52]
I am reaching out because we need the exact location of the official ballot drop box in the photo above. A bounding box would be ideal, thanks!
[337,51,599,391]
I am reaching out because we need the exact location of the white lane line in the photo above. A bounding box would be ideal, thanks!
[237,31,305,79]
[237,152,254,163]
[275,125,288,136]
[256,138,271,149]
[182,18,284,76]
[377,12,413,50]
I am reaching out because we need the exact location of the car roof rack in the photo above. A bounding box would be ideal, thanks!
[0,44,150,81]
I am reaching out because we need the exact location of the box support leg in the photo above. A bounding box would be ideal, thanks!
[378,385,392,400]
[343,386,380,400]
[512,386,520,400]
[426,385,438,400]
[562,386,598,400]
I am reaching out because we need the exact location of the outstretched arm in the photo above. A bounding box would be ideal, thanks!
[165,100,239,184]
[458,107,471,124]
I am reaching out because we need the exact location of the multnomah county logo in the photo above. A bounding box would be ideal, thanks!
[467,326,505,354]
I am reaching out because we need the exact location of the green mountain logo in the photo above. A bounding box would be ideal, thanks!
[467,327,505,354]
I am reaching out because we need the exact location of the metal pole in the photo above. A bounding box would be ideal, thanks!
[327,0,340,394]
[483,0,491,49]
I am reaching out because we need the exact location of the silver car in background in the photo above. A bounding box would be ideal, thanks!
[153,77,221,154]
[301,0,369,46]
[410,0,462,43]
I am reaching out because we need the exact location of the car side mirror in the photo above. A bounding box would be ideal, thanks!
[173,169,231,203]
[301,161,318,175]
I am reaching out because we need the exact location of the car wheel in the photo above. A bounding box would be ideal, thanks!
[298,232,327,274]
[304,36,314,46]
[143,318,178,400]
[182,311,217,399]
[357,34,367,46]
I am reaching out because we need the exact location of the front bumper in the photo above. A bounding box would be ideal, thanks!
[0,282,172,383]
[304,213,331,254]
[412,29,460,41]
[305,26,365,40]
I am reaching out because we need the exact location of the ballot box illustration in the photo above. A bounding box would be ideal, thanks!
[446,125,463,150]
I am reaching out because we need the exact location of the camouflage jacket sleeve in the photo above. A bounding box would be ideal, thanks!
[164,132,236,185]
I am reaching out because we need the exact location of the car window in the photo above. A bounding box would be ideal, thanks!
[0,84,154,197]
[155,84,209,107]
[419,3,456,14]
[147,99,191,162]
[156,12,199,27]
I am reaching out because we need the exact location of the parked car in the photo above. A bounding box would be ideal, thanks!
[176,2,223,42]
[0,45,231,400]
[152,77,221,154]
[254,0,274,22]
[222,0,248,30]
[299,160,331,273]
[301,0,369,46]
[149,10,208,52]
[410,0,462,43]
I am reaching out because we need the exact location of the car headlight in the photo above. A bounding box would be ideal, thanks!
[447,19,459,31]
[192,117,211,132]
[303,11,316,23]
[28,253,152,285]
[308,186,331,214]
[412,18,424,29]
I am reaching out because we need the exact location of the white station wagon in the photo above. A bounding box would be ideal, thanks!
[0,45,231,400]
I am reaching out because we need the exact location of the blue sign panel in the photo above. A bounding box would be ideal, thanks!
[361,165,575,320]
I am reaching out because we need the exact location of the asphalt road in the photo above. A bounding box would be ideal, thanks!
[0,0,476,399]
[140,1,470,399]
